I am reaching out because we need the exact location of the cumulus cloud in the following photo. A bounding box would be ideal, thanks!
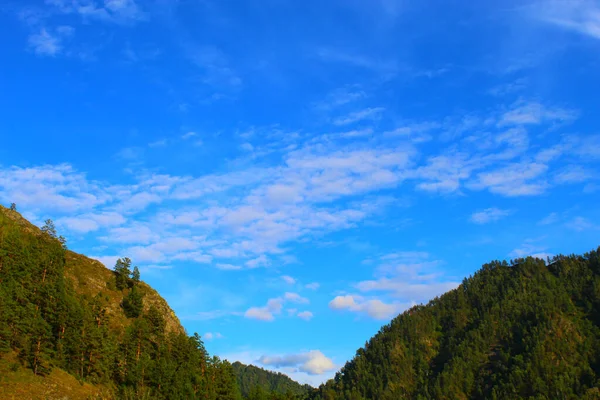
[244,298,284,321]
[245,293,309,322]
[297,311,313,321]
[329,295,403,320]
[282,275,296,284]
[305,282,320,290]
[258,350,335,375]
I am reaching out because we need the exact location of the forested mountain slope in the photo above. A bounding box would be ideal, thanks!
[311,249,600,400]
[232,361,312,399]
[0,205,241,399]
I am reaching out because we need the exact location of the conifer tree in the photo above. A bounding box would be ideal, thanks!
[114,257,132,290]
[132,266,141,285]
[122,286,144,318]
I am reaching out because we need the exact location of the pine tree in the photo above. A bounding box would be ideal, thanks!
[114,257,132,290]
[122,286,144,318]
[41,219,57,238]
[9,203,16,211]
[132,266,141,285]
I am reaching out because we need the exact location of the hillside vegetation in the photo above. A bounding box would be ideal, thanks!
[311,248,600,399]
[233,361,312,399]
[0,206,241,399]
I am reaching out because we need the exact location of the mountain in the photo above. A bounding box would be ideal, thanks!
[0,205,242,399]
[310,249,600,399]
[232,361,312,398]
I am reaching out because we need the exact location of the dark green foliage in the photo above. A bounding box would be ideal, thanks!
[0,207,243,399]
[122,286,144,318]
[233,362,312,399]
[310,249,600,400]
[114,257,132,290]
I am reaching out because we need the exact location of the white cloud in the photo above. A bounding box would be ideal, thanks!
[329,295,404,320]
[282,275,296,284]
[539,212,559,225]
[554,165,592,184]
[536,0,600,40]
[57,217,99,233]
[331,251,458,319]
[333,107,385,126]
[245,293,309,322]
[470,162,549,196]
[245,255,270,268]
[566,216,597,232]
[284,292,309,304]
[216,263,243,271]
[102,224,159,244]
[57,211,126,233]
[91,255,120,269]
[48,0,146,24]
[182,131,197,140]
[244,298,284,321]
[172,251,213,264]
[259,350,335,375]
[297,311,313,321]
[28,29,62,56]
[203,332,223,341]
[470,208,512,224]
[497,102,577,127]
[509,242,552,259]
[305,282,320,290]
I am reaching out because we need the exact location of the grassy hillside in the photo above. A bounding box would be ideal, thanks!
[0,206,241,399]
[1,205,183,337]
[311,249,600,399]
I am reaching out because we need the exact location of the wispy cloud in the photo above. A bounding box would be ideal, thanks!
[470,208,512,224]
[317,48,397,75]
[28,28,64,56]
[333,107,385,126]
[47,0,147,25]
[535,0,600,40]
[566,216,597,232]
[509,242,552,260]
[497,102,578,127]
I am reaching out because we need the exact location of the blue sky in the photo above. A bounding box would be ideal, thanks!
[1,0,600,386]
